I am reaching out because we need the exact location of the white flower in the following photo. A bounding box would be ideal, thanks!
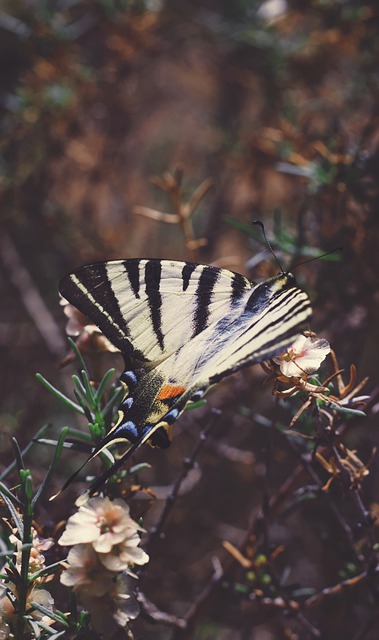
[59,496,148,624]
[28,588,55,625]
[60,544,115,596]
[98,528,149,571]
[58,497,144,553]
[273,335,330,378]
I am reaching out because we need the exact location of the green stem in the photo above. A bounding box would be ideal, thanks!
[15,482,33,639]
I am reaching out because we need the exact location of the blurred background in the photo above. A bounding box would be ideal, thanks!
[1,1,379,638]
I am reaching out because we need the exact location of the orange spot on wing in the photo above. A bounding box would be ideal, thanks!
[158,384,186,401]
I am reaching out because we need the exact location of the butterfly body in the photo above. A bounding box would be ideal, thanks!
[59,259,312,494]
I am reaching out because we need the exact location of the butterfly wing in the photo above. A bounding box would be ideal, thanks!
[58,260,312,496]
[59,259,251,366]
[138,271,312,424]
[84,272,312,496]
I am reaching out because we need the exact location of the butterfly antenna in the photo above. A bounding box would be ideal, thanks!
[253,220,284,273]
[292,246,343,269]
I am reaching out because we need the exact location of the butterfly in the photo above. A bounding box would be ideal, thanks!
[58,258,312,495]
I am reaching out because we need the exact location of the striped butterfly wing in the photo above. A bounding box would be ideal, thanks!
[59,260,312,495]
[59,259,251,365]
[128,271,312,439]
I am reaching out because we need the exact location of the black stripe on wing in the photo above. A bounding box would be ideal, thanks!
[231,272,250,306]
[60,263,133,354]
[209,291,312,382]
[236,288,311,355]
[125,259,141,299]
[145,260,164,351]
[192,266,220,337]
[182,262,197,291]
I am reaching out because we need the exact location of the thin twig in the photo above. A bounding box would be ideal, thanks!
[0,233,66,358]
[181,556,224,625]
[146,409,221,549]
[137,592,187,628]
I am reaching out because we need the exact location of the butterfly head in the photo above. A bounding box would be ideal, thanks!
[283,271,296,288]
[263,271,297,293]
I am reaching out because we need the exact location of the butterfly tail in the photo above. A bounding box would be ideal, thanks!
[49,448,99,500]
[49,428,137,500]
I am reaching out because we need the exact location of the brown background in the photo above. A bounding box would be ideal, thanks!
[1,1,379,638]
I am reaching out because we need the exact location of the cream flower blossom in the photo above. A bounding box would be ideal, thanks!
[28,588,55,624]
[273,335,330,378]
[98,527,149,571]
[0,580,55,632]
[60,544,115,596]
[79,573,140,638]
[58,497,145,554]
[0,583,14,623]
[59,497,148,631]
[9,528,53,579]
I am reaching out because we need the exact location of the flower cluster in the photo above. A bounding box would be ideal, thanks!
[9,528,54,581]
[0,529,55,638]
[59,496,148,637]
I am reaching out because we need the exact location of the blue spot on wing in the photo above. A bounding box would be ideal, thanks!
[120,370,138,389]
[121,396,134,410]
[165,408,180,423]
[114,420,139,440]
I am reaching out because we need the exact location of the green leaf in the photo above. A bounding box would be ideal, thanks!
[0,424,51,481]
[67,337,88,372]
[0,549,18,558]
[88,422,102,441]
[6,558,22,587]
[32,427,69,508]
[102,385,125,421]
[0,479,23,509]
[326,403,366,417]
[71,374,87,399]
[0,485,24,532]
[185,399,206,410]
[26,619,41,638]
[12,437,25,472]
[65,428,95,442]
[96,368,116,403]
[29,601,70,627]
[30,561,64,582]
[34,438,88,450]
[128,462,151,474]
[20,469,33,503]
[80,369,97,407]
[290,587,316,599]
[36,374,85,415]
[73,388,89,414]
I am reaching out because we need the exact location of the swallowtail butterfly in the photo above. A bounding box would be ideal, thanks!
[59,258,312,495]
